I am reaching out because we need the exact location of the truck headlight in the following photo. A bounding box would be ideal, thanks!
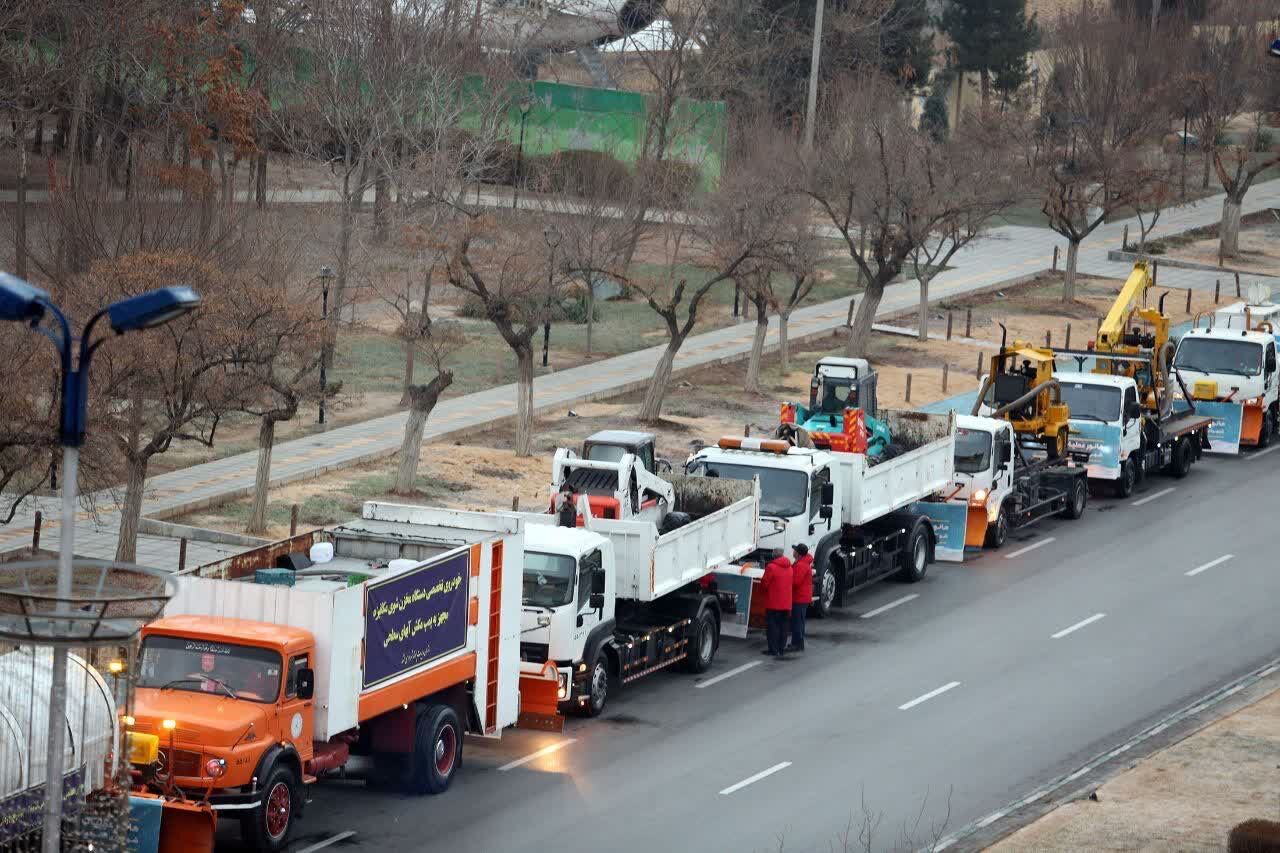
[969,488,988,506]
[205,758,227,779]
[557,671,570,700]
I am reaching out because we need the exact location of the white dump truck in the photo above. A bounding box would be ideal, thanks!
[520,452,760,716]
[684,410,955,617]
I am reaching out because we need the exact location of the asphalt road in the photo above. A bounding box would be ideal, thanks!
[219,445,1280,853]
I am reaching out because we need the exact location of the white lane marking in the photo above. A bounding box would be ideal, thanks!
[695,661,761,688]
[1186,554,1233,577]
[498,738,577,771]
[976,811,1006,828]
[296,832,357,853]
[860,593,920,619]
[1252,444,1280,457]
[898,681,962,711]
[719,761,792,795]
[1132,487,1175,507]
[1005,537,1056,559]
[1050,612,1106,639]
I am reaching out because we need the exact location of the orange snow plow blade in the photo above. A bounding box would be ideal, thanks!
[965,505,988,548]
[518,667,565,732]
[159,800,217,853]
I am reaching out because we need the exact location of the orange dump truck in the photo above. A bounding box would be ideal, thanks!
[125,504,536,852]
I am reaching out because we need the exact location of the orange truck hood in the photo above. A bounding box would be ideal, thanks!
[134,687,271,748]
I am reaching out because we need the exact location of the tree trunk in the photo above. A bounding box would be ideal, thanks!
[845,277,887,358]
[374,166,391,243]
[778,311,791,374]
[396,405,429,491]
[639,338,681,423]
[330,172,357,372]
[953,71,963,129]
[1219,196,1243,258]
[247,417,276,535]
[585,277,595,356]
[255,152,267,208]
[1062,240,1081,302]
[515,346,535,456]
[917,274,931,342]
[979,70,990,111]
[745,302,769,394]
[114,455,148,564]
[15,126,27,279]
[401,337,417,405]
[1203,150,1211,190]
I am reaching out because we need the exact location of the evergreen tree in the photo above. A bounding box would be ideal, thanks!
[939,0,1040,107]
[920,75,950,141]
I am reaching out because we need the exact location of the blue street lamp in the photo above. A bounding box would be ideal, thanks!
[0,271,200,853]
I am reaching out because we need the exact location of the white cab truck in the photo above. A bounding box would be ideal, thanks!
[129,504,525,851]
[1055,371,1211,497]
[925,414,1088,558]
[684,411,955,617]
[518,464,759,716]
[1172,298,1280,453]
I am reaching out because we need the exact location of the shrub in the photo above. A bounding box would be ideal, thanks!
[1228,819,1280,853]
[637,158,701,204]
[458,293,599,324]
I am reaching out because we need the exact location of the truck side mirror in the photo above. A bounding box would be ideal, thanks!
[1126,401,1142,421]
[821,482,835,507]
[1267,354,1276,373]
[591,568,606,594]
[296,668,315,701]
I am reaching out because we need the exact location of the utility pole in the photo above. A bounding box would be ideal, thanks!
[802,0,825,150]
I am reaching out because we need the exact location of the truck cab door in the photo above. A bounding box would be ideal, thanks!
[1265,343,1277,402]
[1120,386,1140,456]
[280,653,315,765]
[808,468,832,537]
[575,549,605,643]
[994,428,1014,505]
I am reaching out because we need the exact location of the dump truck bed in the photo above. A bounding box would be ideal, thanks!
[839,410,956,526]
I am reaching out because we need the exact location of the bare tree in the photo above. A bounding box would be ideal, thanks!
[770,221,823,375]
[1036,2,1174,300]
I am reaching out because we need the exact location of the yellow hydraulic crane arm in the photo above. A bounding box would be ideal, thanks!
[1097,261,1153,350]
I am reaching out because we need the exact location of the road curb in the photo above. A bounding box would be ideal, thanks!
[930,655,1280,852]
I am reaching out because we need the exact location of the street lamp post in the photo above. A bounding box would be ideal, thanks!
[543,227,560,368]
[513,96,532,211]
[0,271,199,853]
[314,265,335,425]
[802,0,825,150]
[1181,110,1189,201]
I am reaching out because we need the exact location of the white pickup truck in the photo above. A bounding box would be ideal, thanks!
[683,411,955,617]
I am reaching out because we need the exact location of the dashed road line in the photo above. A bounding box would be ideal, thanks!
[1050,612,1106,639]
[498,738,577,771]
[719,761,792,795]
[1186,554,1233,577]
[860,594,920,619]
[1005,537,1056,559]
[898,681,962,711]
[1132,487,1175,507]
[695,661,762,689]
[296,831,357,853]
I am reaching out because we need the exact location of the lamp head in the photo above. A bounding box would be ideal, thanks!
[106,286,201,333]
[0,272,49,324]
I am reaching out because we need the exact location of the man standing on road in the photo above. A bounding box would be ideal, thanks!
[789,544,813,652]
[761,551,793,657]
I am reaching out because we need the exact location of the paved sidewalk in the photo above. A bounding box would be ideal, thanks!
[2,180,1278,570]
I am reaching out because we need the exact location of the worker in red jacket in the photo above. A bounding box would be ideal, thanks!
[788,544,814,652]
[760,551,793,657]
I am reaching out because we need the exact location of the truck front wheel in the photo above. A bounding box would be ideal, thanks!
[1114,459,1136,497]
[582,652,610,717]
[1258,411,1274,449]
[811,563,837,619]
[408,704,463,795]
[683,609,718,673]
[241,764,299,852]
[985,509,1008,549]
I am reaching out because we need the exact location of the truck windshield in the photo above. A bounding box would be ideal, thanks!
[817,379,857,414]
[686,461,808,518]
[523,551,577,608]
[1173,338,1263,377]
[138,636,282,703]
[954,428,993,474]
[584,444,626,463]
[1059,382,1122,422]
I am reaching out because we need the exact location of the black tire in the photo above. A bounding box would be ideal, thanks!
[407,704,462,795]
[810,560,837,619]
[895,522,929,583]
[580,651,610,717]
[1169,436,1194,478]
[1060,476,1088,520]
[240,764,299,852]
[985,507,1008,549]
[1257,411,1274,449]
[1114,459,1136,498]
[1133,442,1147,484]
[682,609,718,673]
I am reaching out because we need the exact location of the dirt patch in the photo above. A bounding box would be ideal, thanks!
[1163,216,1280,279]
[990,686,1280,852]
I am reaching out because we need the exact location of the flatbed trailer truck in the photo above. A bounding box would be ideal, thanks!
[684,410,955,617]
[125,504,526,851]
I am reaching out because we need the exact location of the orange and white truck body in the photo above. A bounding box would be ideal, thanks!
[126,503,527,852]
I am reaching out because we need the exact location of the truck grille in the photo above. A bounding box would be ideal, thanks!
[520,642,549,664]
[160,748,204,777]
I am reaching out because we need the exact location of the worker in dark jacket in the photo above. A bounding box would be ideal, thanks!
[788,544,813,652]
[760,552,793,656]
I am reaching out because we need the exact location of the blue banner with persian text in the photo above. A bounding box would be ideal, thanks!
[1174,399,1242,455]
[910,501,969,562]
[0,768,85,844]
[1068,421,1123,479]
[363,550,470,689]
[127,795,164,853]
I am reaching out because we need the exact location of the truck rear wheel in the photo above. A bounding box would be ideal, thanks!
[1168,436,1194,478]
[241,764,299,852]
[682,609,718,673]
[408,704,462,795]
[895,523,929,583]
[1060,477,1088,520]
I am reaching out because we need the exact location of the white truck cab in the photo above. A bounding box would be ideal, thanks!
[1173,300,1280,451]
